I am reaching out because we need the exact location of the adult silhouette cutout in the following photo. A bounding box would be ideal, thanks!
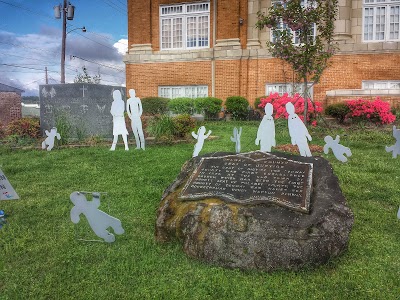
[192,126,212,157]
[286,102,312,157]
[324,135,352,163]
[70,192,124,243]
[126,89,145,150]
[255,103,276,152]
[110,90,129,151]
[386,125,400,158]
[42,127,61,151]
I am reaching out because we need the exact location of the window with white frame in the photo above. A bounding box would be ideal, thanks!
[160,2,210,50]
[158,85,208,99]
[363,0,400,41]
[362,80,400,89]
[266,83,314,98]
[270,0,316,45]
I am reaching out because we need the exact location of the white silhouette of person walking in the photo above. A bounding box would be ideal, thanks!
[192,126,212,157]
[126,89,145,150]
[324,135,352,162]
[286,102,312,157]
[255,103,276,152]
[110,90,129,151]
[386,125,400,158]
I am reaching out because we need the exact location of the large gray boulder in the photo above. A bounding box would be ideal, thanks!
[155,152,354,271]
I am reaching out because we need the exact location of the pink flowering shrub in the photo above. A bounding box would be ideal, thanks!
[258,92,323,126]
[345,98,396,125]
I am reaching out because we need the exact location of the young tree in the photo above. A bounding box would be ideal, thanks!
[74,66,101,84]
[256,0,338,125]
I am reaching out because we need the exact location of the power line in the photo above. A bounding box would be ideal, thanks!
[100,0,127,14]
[71,55,124,71]
[0,0,55,21]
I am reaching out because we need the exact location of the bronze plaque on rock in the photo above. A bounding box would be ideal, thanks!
[179,152,313,213]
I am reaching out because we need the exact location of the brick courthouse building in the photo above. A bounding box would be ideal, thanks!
[124,0,400,107]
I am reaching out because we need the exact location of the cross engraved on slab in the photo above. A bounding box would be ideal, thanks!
[80,85,88,97]
[179,151,313,213]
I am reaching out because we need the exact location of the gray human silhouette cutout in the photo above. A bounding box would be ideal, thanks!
[397,206,400,219]
[286,102,312,157]
[386,125,400,158]
[42,127,61,151]
[255,103,276,152]
[126,89,145,150]
[192,126,212,157]
[324,135,352,163]
[230,127,242,153]
[110,90,129,151]
[70,191,124,243]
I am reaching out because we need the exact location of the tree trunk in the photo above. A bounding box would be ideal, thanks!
[303,78,308,126]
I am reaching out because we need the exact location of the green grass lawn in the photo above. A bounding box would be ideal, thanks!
[0,121,399,299]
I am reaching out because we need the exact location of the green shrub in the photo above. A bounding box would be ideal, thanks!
[225,96,249,120]
[6,117,40,138]
[194,97,223,117]
[324,103,350,124]
[141,97,170,115]
[0,122,5,139]
[55,114,72,145]
[168,97,194,114]
[173,114,196,138]
[147,115,176,140]
[254,96,267,111]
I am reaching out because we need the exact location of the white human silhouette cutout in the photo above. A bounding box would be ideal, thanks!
[286,102,312,157]
[192,126,212,157]
[126,89,145,150]
[386,125,400,158]
[255,103,276,152]
[70,191,124,243]
[110,90,129,151]
[230,127,242,153]
[42,127,61,151]
[324,135,352,163]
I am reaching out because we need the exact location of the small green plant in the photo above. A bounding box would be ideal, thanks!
[325,103,350,124]
[6,117,40,138]
[147,115,176,141]
[225,96,249,120]
[194,97,223,119]
[55,114,72,145]
[85,135,103,146]
[75,126,86,143]
[168,97,194,115]
[254,96,267,112]
[172,114,196,138]
[141,97,170,115]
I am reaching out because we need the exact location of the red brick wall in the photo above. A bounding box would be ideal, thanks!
[0,92,22,127]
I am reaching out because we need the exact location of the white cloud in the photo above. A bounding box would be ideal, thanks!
[113,39,128,55]
[0,26,126,96]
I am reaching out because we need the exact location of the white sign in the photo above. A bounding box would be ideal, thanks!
[0,169,19,200]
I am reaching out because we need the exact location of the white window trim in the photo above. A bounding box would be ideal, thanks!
[159,2,210,51]
[158,85,209,99]
[270,0,317,45]
[266,83,314,99]
[362,0,400,42]
[362,80,400,89]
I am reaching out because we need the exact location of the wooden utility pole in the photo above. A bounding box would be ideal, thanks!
[45,67,48,84]
[61,0,67,83]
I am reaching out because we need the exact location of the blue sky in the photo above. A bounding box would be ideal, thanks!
[0,0,128,95]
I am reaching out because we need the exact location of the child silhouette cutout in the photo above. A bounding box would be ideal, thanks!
[324,135,352,163]
[192,126,212,157]
[42,127,61,151]
[70,191,124,243]
[386,125,400,158]
[255,103,276,152]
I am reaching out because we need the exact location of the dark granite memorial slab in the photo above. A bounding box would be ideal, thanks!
[39,83,126,137]
[179,151,313,213]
